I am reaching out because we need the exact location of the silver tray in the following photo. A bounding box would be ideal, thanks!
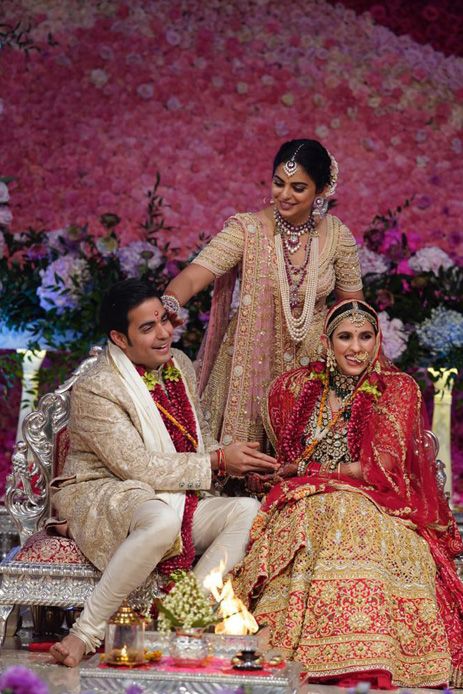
[80,653,304,693]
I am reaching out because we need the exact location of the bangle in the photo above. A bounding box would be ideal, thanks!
[161,294,181,315]
[297,458,308,477]
[217,448,227,478]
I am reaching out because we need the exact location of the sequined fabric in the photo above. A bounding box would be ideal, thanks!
[193,212,362,445]
[233,490,451,687]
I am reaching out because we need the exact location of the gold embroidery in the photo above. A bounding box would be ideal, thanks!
[233,490,450,687]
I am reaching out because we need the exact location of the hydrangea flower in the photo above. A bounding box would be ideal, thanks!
[96,235,119,256]
[378,311,408,361]
[0,181,9,204]
[172,307,189,343]
[408,246,454,274]
[118,241,162,277]
[416,306,463,357]
[358,246,389,275]
[37,255,90,313]
[46,227,86,254]
[0,665,49,694]
[0,206,13,227]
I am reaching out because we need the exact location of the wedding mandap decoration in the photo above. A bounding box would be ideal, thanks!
[0,182,462,503]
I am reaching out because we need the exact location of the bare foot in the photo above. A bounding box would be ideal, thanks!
[49,633,86,667]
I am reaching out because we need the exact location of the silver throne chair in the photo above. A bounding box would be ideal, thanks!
[0,347,104,641]
[0,346,163,644]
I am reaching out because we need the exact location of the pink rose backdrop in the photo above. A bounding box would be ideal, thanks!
[0,0,462,499]
[1,0,463,255]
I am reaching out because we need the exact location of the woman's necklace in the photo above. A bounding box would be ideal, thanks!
[329,370,359,401]
[274,208,319,342]
[294,379,356,468]
[274,208,316,254]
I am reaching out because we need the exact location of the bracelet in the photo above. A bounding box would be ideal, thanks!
[217,448,227,478]
[297,458,308,477]
[161,294,181,315]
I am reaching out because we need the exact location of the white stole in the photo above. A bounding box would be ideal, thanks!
[107,342,204,520]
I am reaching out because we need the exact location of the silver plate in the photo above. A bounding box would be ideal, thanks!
[80,653,304,693]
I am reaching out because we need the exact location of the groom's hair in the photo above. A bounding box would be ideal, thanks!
[99,278,161,339]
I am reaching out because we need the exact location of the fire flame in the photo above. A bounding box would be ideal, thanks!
[120,644,128,658]
[203,561,258,635]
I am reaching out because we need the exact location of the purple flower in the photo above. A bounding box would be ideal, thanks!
[118,241,162,277]
[125,686,144,694]
[37,255,90,313]
[358,246,389,275]
[0,665,49,694]
[0,181,9,204]
[0,230,5,259]
[165,260,181,278]
[0,205,13,227]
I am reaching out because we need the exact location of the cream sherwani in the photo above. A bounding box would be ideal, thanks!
[52,347,217,571]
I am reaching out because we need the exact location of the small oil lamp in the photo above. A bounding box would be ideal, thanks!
[104,603,145,667]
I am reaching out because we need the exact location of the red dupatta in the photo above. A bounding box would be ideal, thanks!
[261,299,463,683]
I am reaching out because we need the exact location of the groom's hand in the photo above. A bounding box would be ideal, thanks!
[222,442,278,477]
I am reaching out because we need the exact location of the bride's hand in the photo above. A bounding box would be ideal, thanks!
[279,463,299,478]
[342,462,363,479]
[245,472,278,495]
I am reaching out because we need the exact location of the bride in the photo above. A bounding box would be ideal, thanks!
[232,299,463,688]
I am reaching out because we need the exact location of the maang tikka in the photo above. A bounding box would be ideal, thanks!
[283,144,304,177]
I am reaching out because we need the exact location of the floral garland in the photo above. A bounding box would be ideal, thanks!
[136,359,199,575]
[347,371,384,462]
[278,362,326,465]
[279,361,384,470]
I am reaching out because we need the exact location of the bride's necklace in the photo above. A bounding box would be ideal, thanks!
[274,208,316,254]
[329,370,359,401]
[274,208,319,343]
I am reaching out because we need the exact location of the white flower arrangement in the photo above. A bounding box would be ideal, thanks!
[157,570,217,632]
[377,311,409,361]
[358,246,390,275]
[408,246,454,274]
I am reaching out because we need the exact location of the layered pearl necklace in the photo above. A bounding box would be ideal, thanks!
[274,208,319,343]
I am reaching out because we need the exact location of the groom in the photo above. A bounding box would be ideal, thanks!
[50,278,277,667]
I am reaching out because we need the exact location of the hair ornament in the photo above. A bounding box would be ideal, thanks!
[325,149,338,197]
[283,144,304,177]
[326,300,378,337]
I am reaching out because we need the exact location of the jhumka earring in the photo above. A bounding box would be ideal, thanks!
[312,195,329,221]
[326,346,336,373]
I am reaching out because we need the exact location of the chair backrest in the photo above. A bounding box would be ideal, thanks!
[5,347,103,544]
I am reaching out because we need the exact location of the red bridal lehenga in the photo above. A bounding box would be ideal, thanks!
[232,360,463,688]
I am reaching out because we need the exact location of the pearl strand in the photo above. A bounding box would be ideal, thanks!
[275,231,319,343]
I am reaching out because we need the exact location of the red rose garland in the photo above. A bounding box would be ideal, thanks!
[136,360,199,575]
[279,369,324,464]
[279,362,384,469]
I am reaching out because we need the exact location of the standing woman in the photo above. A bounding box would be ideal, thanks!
[163,139,363,447]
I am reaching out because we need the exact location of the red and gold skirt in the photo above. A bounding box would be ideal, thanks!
[232,489,451,687]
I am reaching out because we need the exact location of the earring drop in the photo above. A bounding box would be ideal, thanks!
[312,195,328,221]
[326,347,336,373]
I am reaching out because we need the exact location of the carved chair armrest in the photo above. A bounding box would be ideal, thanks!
[6,441,48,544]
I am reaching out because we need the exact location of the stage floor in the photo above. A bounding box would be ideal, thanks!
[1,617,462,694]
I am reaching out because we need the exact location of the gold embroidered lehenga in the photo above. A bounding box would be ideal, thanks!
[193,212,362,445]
[231,352,463,687]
